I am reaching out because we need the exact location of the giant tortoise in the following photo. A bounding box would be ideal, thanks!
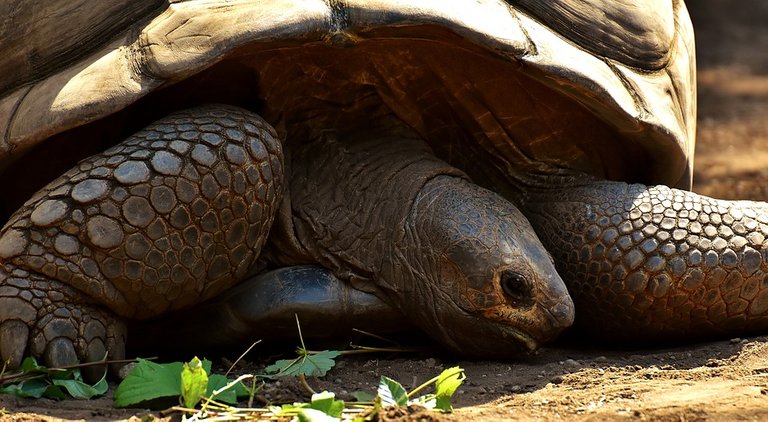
[0,0,765,373]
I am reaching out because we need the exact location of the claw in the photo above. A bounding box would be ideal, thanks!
[82,337,107,383]
[105,320,127,376]
[0,320,29,369]
[44,337,78,368]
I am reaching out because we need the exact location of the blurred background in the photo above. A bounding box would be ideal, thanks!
[688,0,768,200]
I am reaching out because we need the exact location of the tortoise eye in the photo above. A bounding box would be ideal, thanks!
[500,270,533,308]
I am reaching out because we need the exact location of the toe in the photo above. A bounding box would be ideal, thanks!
[0,320,29,368]
[82,337,107,383]
[106,321,127,376]
[44,337,78,368]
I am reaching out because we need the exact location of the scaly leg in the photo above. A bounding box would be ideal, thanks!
[524,178,768,340]
[0,105,283,374]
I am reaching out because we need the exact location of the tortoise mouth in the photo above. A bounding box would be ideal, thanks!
[436,304,559,356]
[1,29,652,222]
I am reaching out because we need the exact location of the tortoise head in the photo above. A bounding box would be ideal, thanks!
[392,175,573,356]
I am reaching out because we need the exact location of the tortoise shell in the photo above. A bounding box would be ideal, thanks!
[0,0,695,219]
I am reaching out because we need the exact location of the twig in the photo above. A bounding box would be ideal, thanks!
[341,346,423,354]
[352,328,402,346]
[224,340,261,378]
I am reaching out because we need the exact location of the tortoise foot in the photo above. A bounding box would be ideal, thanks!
[132,265,411,353]
[0,267,126,381]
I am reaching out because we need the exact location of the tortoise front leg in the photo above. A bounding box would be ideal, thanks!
[523,179,768,340]
[0,105,283,374]
[130,265,410,355]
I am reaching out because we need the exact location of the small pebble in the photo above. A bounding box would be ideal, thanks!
[730,337,742,344]
[551,375,565,384]
[564,359,581,368]
[118,362,137,380]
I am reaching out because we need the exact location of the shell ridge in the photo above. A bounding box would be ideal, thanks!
[2,86,32,154]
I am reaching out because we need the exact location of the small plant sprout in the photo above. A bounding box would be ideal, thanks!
[114,358,250,409]
[376,366,466,412]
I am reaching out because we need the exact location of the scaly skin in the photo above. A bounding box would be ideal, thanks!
[271,135,573,357]
[523,178,768,341]
[0,105,283,371]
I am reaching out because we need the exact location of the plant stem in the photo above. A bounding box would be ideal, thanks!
[407,375,440,399]
[0,373,46,385]
[298,373,317,395]
[295,314,307,351]
[0,357,150,384]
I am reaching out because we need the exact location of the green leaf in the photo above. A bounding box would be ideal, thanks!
[0,378,49,399]
[114,359,184,407]
[41,384,67,400]
[309,391,345,417]
[0,359,107,401]
[19,357,45,372]
[48,368,79,381]
[264,357,300,375]
[180,357,209,408]
[265,350,340,378]
[351,390,375,402]
[297,408,341,422]
[377,376,407,407]
[207,374,249,404]
[52,371,108,399]
[434,366,465,412]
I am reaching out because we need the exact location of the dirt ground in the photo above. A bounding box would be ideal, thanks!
[4,1,768,420]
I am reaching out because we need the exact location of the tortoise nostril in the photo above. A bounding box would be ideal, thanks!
[549,301,575,328]
[500,270,534,308]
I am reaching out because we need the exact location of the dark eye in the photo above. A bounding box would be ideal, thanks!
[500,270,533,308]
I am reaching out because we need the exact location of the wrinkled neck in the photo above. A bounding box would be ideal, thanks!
[267,134,464,301]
